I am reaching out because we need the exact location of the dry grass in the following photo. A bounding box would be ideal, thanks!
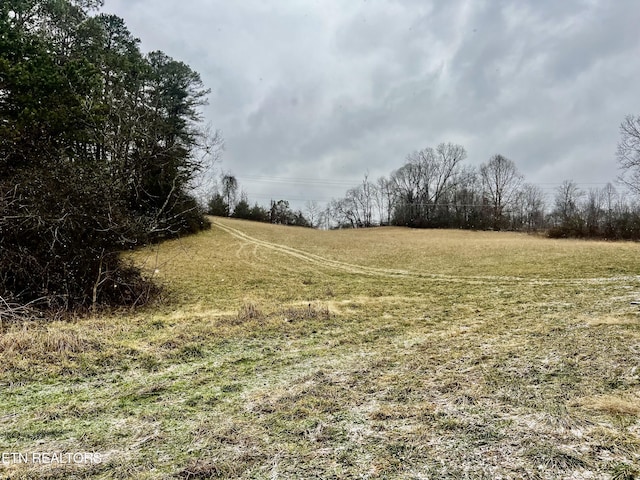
[575,393,640,416]
[1,217,639,479]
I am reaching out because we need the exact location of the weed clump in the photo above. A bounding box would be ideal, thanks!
[282,303,331,322]
[237,302,263,322]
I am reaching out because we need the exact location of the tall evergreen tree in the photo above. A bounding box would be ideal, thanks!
[0,0,214,310]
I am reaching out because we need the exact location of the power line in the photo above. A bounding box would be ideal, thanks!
[247,194,334,202]
[239,175,358,187]
[236,174,619,189]
[215,174,633,207]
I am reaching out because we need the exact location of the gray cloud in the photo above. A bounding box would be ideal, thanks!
[103,0,640,207]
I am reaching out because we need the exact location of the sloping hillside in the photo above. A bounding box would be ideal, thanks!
[1,218,639,478]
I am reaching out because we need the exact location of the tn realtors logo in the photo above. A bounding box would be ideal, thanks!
[1,452,103,465]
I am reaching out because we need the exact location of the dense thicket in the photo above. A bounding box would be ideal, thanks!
[1,0,213,310]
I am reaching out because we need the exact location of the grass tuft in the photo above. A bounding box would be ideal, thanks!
[281,303,331,322]
[236,301,263,322]
[611,462,640,480]
[575,394,640,416]
[177,459,238,479]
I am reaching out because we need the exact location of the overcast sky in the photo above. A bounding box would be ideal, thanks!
[102,0,640,208]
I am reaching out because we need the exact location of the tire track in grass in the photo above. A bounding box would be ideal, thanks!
[214,219,640,288]
[216,220,407,277]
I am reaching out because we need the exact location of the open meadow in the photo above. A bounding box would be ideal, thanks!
[1,217,640,479]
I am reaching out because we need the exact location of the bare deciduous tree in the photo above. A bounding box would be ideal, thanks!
[373,176,395,226]
[512,183,545,231]
[304,200,321,228]
[617,115,640,193]
[480,154,523,229]
[392,142,467,226]
[553,180,583,224]
[221,173,238,216]
[602,182,618,232]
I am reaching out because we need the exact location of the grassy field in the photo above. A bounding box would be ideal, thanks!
[1,217,639,479]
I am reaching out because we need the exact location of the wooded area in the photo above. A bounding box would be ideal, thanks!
[1,0,216,311]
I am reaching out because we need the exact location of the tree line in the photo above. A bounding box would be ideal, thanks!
[206,174,311,227]
[326,145,544,231]
[324,125,640,240]
[1,0,218,312]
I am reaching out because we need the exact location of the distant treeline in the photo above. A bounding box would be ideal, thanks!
[324,142,640,240]
[206,174,311,227]
[207,141,640,239]
[209,195,311,227]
